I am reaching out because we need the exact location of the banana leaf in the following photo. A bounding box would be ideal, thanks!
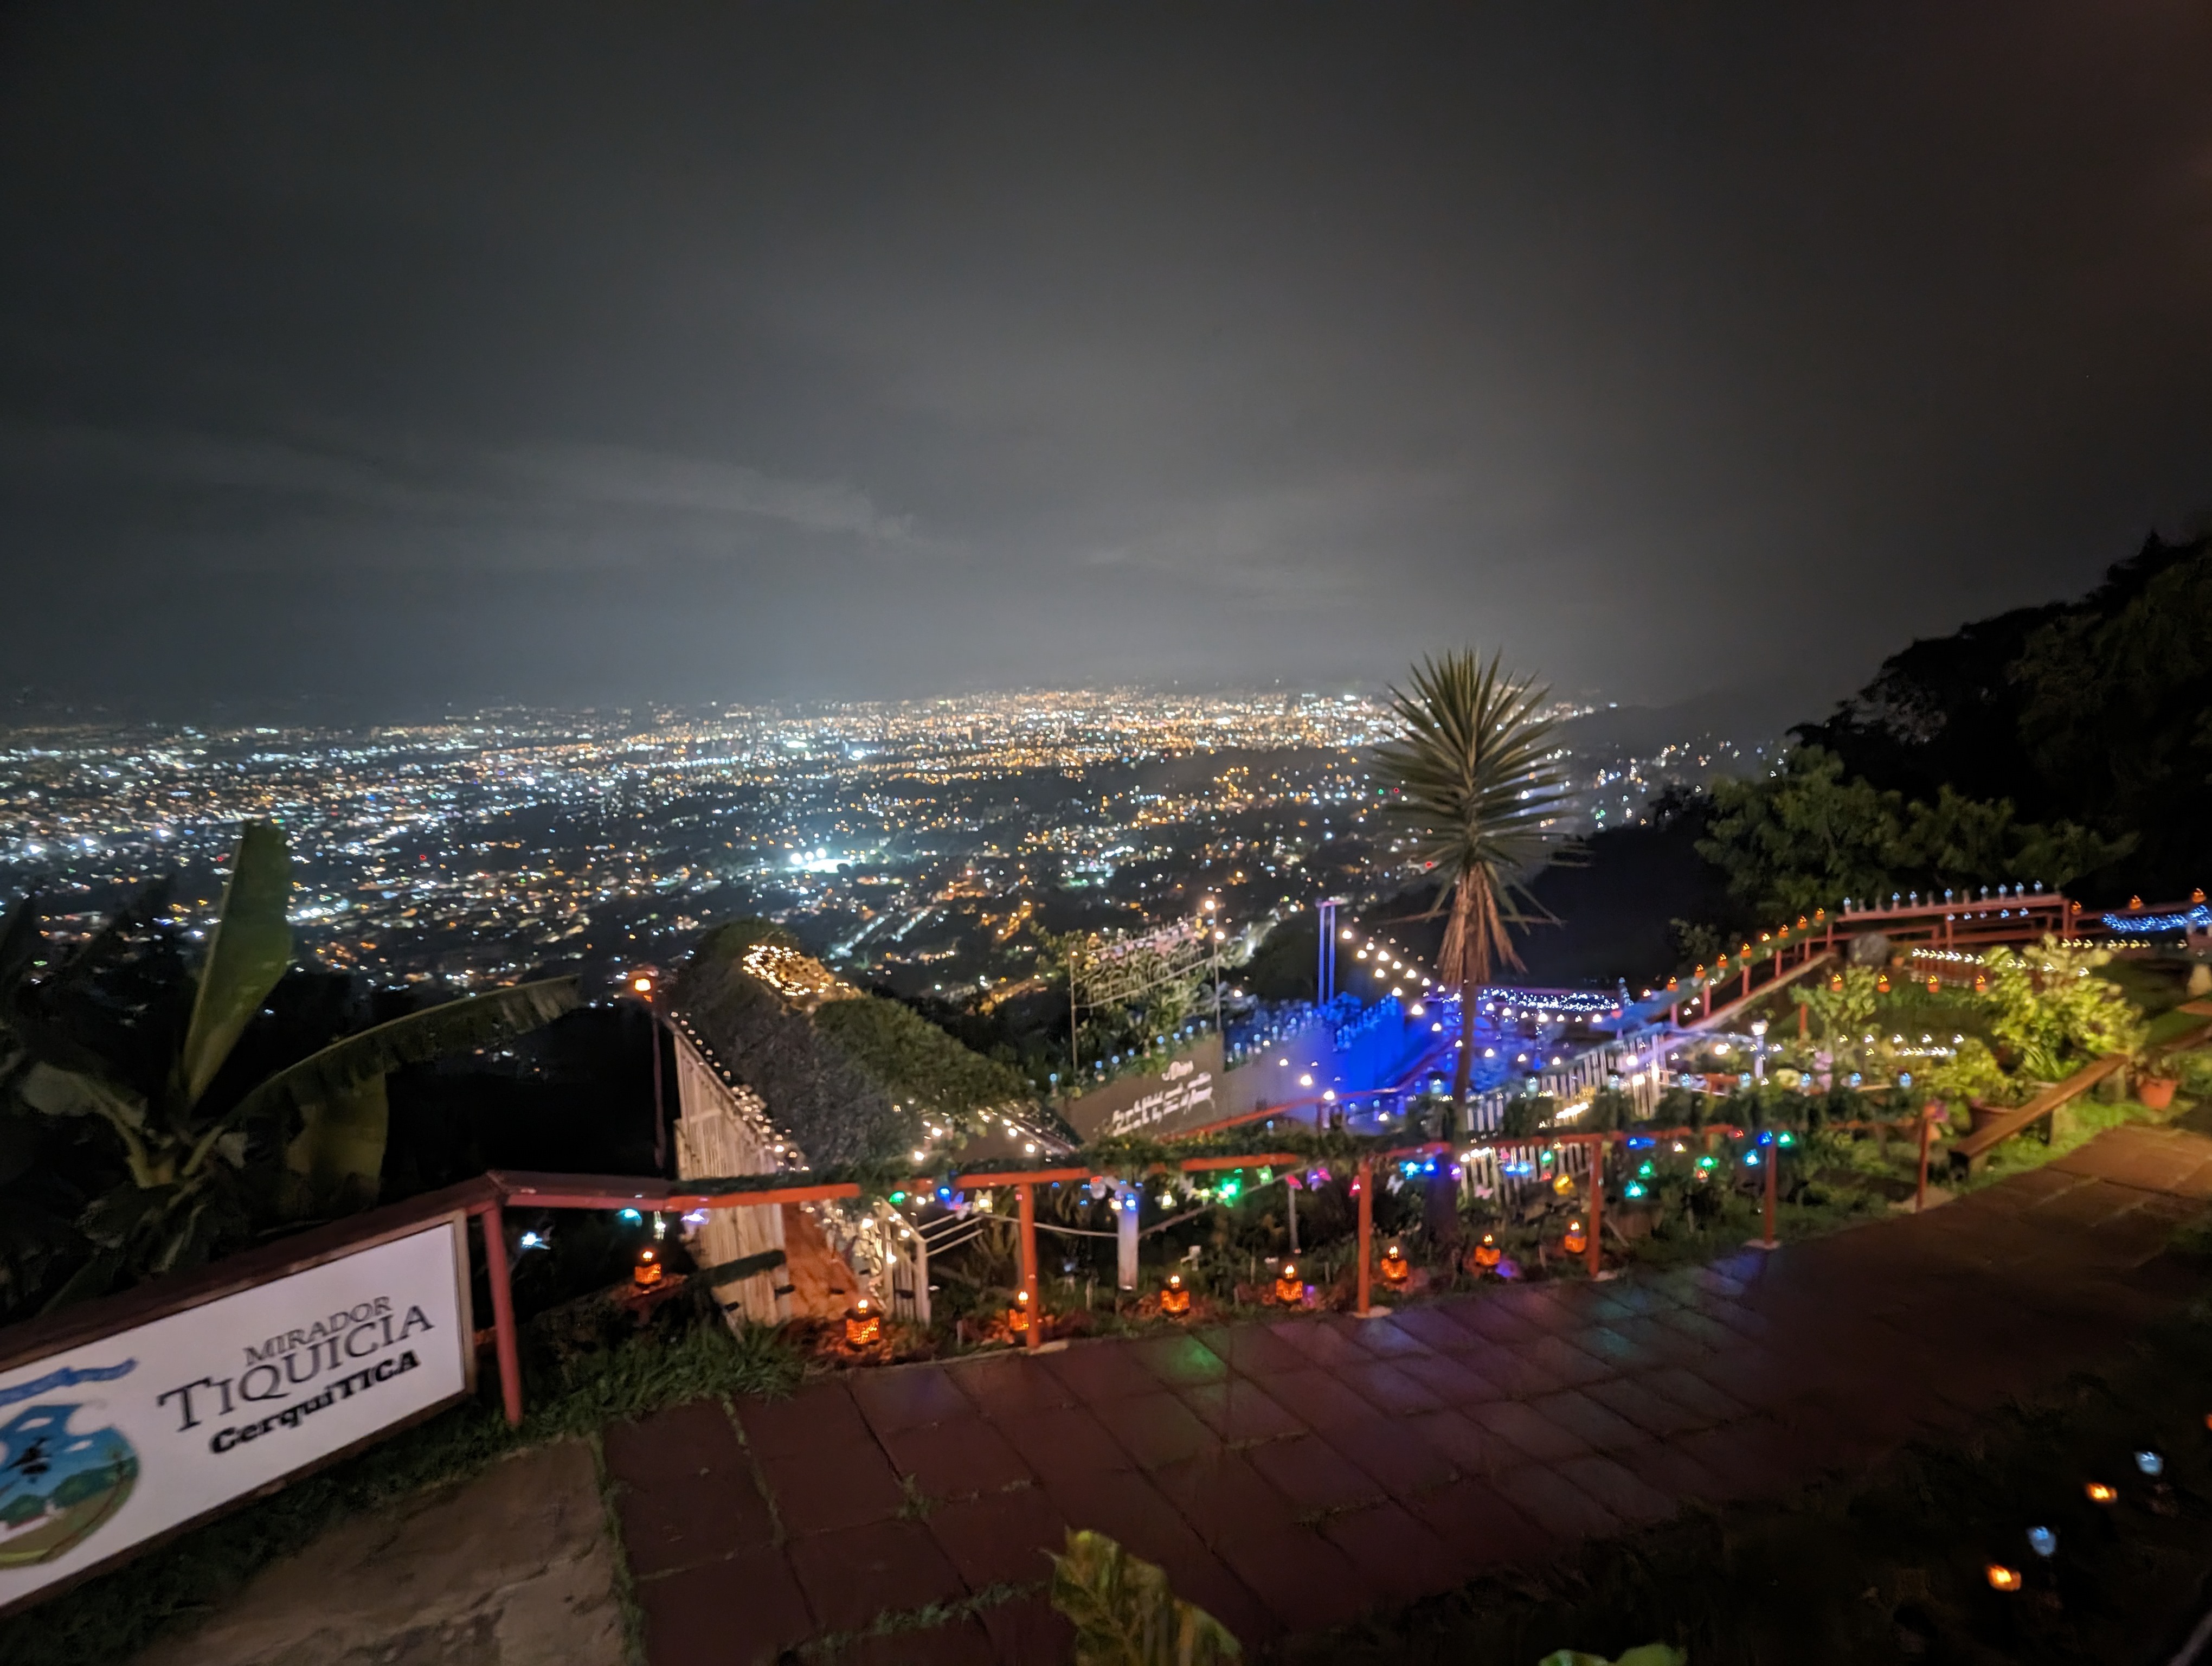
[178,822,293,1106]
[231,976,581,1130]
[1051,1528,1242,1665]
[284,1074,389,1215]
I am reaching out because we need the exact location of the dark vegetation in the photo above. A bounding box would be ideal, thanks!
[1500,531,2212,988]
[0,826,587,1324]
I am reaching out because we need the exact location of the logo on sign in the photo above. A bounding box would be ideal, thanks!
[0,1364,139,1569]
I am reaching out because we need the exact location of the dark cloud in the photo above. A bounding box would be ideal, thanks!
[2,2,2209,720]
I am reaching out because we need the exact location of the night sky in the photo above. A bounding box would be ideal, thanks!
[3,4,2208,720]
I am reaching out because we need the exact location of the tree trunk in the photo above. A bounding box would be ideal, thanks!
[1427,884,1479,1254]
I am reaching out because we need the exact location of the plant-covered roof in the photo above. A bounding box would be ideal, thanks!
[672,920,1034,1168]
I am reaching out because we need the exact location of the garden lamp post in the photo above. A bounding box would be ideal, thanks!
[630,966,667,1172]
[1751,1018,1768,1082]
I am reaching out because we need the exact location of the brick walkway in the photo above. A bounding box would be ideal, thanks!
[603,1123,2212,1663]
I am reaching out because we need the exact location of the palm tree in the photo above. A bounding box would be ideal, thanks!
[1375,651,1572,1135]
[3,822,580,1309]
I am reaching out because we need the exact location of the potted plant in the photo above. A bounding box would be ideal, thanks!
[2132,1053,2180,1111]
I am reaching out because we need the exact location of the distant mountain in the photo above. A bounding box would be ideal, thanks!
[1556,668,1857,760]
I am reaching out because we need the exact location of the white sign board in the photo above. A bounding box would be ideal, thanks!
[0,1218,472,1612]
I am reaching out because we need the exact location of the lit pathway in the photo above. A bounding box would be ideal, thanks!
[603,1123,2212,1663]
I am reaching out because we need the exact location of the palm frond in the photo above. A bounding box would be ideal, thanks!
[1373,649,1574,988]
[224,976,582,1132]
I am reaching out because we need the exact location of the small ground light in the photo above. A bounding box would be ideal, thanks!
[1380,1243,1410,1286]
[1985,1564,2023,1592]
[1562,1220,1588,1255]
[1008,1290,1032,1334]
[2086,1481,2118,1503]
[844,1297,880,1348]
[632,1246,662,1289]
[1274,1263,1304,1305]
[1471,1233,1501,1272]
[1160,1273,1191,1316]
[2027,1526,2057,1558]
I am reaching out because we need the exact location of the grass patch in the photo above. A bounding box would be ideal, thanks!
[1,1315,802,1666]
[799,1579,1042,1658]
[1294,1293,2212,1665]
[2148,1007,2212,1047]
[590,1427,648,1666]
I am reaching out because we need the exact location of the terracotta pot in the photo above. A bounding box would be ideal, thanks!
[2138,1075,2178,1111]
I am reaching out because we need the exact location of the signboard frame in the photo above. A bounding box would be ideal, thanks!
[0,1191,483,1620]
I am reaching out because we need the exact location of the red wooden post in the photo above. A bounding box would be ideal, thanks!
[480,1200,524,1426]
[1584,1136,1604,1277]
[1741,962,1751,1001]
[1018,1182,1040,1350]
[1355,1157,1374,1314]
[1702,985,1712,1019]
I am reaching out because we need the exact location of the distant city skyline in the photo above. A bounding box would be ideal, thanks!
[0,687,1760,996]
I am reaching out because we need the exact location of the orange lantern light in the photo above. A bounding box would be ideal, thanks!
[844,1297,881,1348]
[1814,908,1825,922]
[1778,925,1790,940]
[1974,973,1988,994]
[1798,915,1810,930]
[1985,1564,2022,1593]
[1694,964,1707,980]
[1876,973,1891,994]
[1471,1232,1502,1272]
[2086,1481,2117,1504]
[1159,1273,1191,1316]
[1740,943,1752,956]
[1830,973,1846,993]
[632,1246,663,1289]
[1380,1243,1411,1287]
[1927,976,1940,994]
[1008,1289,1032,1335]
[2192,888,2205,905]
[1274,1263,1305,1305]
[1562,1220,1588,1257]
[2129,895,2144,910]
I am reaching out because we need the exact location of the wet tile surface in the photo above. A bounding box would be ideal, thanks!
[602,1123,2212,1662]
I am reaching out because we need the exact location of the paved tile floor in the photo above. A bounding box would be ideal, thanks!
[604,1123,2212,1662]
